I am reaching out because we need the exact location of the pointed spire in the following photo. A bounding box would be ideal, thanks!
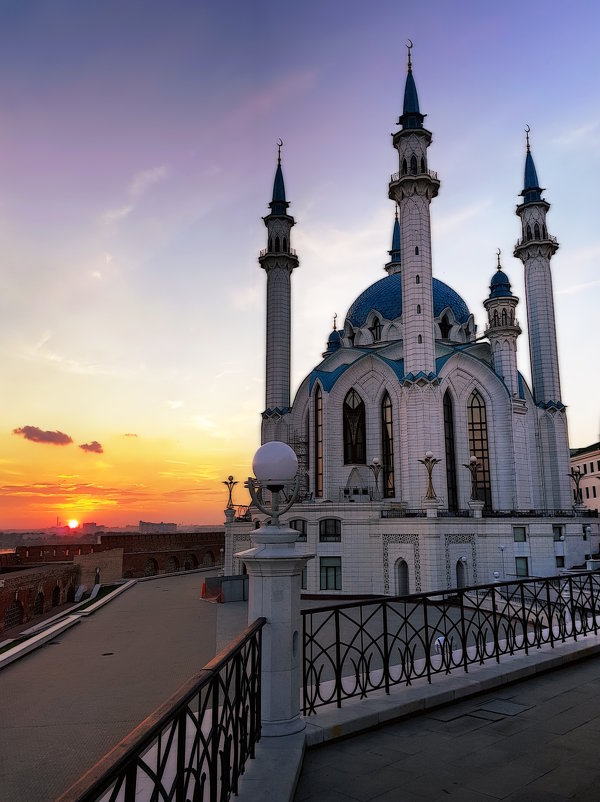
[399,40,425,130]
[389,206,401,263]
[521,126,543,203]
[270,139,289,215]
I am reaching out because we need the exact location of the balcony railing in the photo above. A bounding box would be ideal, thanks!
[514,234,558,249]
[380,507,597,519]
[302,572,600,714]
[390,168,438,183]
[59,618,266,802]
[259,246,297,258]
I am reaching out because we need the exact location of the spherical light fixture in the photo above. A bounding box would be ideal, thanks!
[252,441,298,490]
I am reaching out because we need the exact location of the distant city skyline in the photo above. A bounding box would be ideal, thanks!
[1,1,599,527]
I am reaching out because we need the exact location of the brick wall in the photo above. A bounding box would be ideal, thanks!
[0,564,79,636]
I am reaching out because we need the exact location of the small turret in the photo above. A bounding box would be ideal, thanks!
[384,207,402,275]
[483,250,521,396]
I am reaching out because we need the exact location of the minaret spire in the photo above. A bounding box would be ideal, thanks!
[259,144,299,442]
[384,206,402,275]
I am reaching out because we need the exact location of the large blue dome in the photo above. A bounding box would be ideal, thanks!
[346,273,471,327]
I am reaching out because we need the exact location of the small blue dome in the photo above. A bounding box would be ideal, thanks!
[346,274,470,328]
[489,269,513,298]
[326,329,342,353]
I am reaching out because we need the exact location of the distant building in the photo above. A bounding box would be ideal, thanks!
[571,442,600,513]
[139,520,178,534]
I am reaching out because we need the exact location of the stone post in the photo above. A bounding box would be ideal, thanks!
[224,507,235,575]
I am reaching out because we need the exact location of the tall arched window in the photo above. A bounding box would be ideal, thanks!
[415,275,420,284]
[402,158,408,175]
[381,393,395,497]
[501,308,507,325]
[314,386,323,497]
[275,236,280,252]
[283,236,288,252]
[439,314,451,339]
[371,317,382,342]
[534,222,540,239]
[410,154,418,174]
[343,389,366,464]
[526,224,532,241]
[467,389,492,508]
[443,391,458,511]
[420,157,425,173]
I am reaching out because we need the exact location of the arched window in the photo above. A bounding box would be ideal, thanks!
[526,224,532,241]
[371,317,382,342]
[415,246,419,255]
[343,389,366,464]
[501,308,507,325]
[274,236,280,252]
[289,519,307,542]
[314,386,323,497]
[283,236,288,252]
[410,154,418,174]
[420,157,425,173]
[439,314,451,339]
[381,393,395,498]
[269,238,273,252]
[467,390,492,508]
[415,275,420,284]
[493,310,499,326]
[417,304,421,314]
[443,391,458,511]
[534,222,540,239]
[402,158,408,175]
[542,224,547,239]
[418,334,422,344]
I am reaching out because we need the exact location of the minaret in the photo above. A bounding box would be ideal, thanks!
[259,142,299,441]
[513,129,561,405]
[388,42,440,378]
[483,250,521,397]
[384,206,402,275]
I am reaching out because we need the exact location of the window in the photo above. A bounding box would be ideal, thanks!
[343,389,366,464]
[513,526,527,542]
[415,275,420,284]
[467,390,492,508]
[443,391,458,511]
[586,487,590,499]
[515,557,529,577]
[501,308,507,325]
[320,557,342,590]
[402,158,407,175]
[439,315,451,339]
[420,157,425,173]
[526,224,532,241]
[552,525,563,542]
[555,556,565,569]
[410,154,417,174]
[418,334,422,343]
[314,386,323,497]
[301,564,307,590]
[289,519,307,542]
[591,462,594,474]
[583,464,587,474]
[594,486,597,498]
[381,393,395,498]
[370,316,382,342]
[319,519,341,542]
[534,222,540,239]
[415,246,419,255]
[416,304,421,314]
[282,236,287,252]
[597,461,600,472]
[275,236,280,252]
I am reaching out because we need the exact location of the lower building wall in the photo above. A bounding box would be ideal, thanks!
[0,564,80,636]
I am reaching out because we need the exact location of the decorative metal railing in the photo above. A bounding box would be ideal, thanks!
[380,507,598,519]
[302,573,600,715]
[59,618,265,802]
[390,168,438,183]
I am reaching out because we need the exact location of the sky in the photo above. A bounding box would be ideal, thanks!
[1,0,599,529]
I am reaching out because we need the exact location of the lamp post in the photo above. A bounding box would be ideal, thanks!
[368,457,382,500]
[222,475,238,510]
[236,441,313,736]
[498,545,505,580]
[419,451,440,500]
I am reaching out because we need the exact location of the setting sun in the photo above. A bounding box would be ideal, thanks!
[68,519,79,530]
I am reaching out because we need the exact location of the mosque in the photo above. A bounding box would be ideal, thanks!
[225,49,598,595]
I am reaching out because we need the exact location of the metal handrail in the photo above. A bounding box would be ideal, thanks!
[58,618,266,802]
[390,168,438,183]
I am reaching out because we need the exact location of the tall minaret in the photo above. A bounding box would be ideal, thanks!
[388,42,440,378]
[513,130,561,405]
[259,143,299,442]
[514,130,571,509]
[483,250,521,397]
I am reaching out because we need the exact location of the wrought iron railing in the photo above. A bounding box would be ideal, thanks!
[390,168,438,183]
[302,573,600,714]
[514,234,558,249]
[380,507,597,519]
[59,618,265,802]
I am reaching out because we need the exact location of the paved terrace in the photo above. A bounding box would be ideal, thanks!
[0,571,234,802]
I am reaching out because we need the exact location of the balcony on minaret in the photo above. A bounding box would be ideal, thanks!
[514,232,558,251]
[259,245,297,258]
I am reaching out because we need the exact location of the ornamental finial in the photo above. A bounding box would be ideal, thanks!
[277,138,283,165]
[497,248,501,270]
[525,124,530,152]
[333,312,337,331]
[407,39,413,71]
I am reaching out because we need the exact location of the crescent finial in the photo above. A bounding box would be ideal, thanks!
[407,39,413,69]
[277,138,283,163]
[496,248,501,269]
[524,125,530,151]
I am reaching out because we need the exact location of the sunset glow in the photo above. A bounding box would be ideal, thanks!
[1,2,599,529]
[68,519,79,530]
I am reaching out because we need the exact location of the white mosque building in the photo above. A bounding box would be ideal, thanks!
[225,50,599,595]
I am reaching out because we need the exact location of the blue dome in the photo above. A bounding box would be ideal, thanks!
[326,329,342,352]
[346,273,470,327]
[489,269,513,298]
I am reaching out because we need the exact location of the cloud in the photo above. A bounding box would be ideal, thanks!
[167,400,183,409]
[13,426,73,446]
[553,121,599,148]
[102,204,134,224]
[557,279,600,296]
[79,441,104,454]
[129,165,169,198]
[124,432,138,437]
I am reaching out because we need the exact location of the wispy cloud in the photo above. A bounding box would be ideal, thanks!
[79,440,104,454]
[436,201,493,235]
[553,121,599,148]
[102,204,134,225]
[558,279,600,296]
[13,425,73,446]
[124,432,138,438]
[167,400,184,409]
[129,165,169,198]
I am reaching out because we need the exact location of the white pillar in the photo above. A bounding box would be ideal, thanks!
[236,525,312,737]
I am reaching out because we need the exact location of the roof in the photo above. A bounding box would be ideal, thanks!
[346,273,471,327]
[489,268,513,298]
